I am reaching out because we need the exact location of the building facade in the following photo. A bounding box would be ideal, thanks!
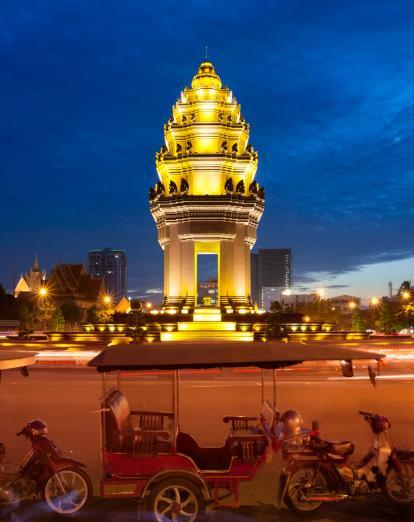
[150,62,264,307]
[251,249,292,310]
[326,295,361,314]
[88,248,127,303]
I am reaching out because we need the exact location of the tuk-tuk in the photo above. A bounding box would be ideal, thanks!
[88,341,381,520]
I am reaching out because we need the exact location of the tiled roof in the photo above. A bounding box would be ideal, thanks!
[48,264,104,302]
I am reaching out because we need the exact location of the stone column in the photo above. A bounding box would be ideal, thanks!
[165,224,182,297]
[180,239,195,298]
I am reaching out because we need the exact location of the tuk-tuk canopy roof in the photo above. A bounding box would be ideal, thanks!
[88,341,383,372]
[0,350,37,370]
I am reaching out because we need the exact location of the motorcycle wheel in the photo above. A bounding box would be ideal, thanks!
[386,462,414,505]
[284,467,327,515]
[42,467,92,516]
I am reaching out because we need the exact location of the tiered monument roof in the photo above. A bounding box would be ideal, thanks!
[153,61,261,198]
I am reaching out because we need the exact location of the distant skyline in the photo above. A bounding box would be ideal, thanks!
[1,1,413,301]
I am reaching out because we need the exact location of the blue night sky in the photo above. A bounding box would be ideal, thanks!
[1,0,413,301]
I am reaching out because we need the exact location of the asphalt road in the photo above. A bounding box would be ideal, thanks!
[1,366,414,521]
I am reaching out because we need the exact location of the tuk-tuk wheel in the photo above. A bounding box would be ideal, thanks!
[146,477,205,522]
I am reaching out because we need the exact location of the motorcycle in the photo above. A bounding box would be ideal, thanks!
[281,411,414,515]
[0,419,92,517]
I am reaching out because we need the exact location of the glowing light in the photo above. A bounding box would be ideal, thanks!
[303,316,311,322]
[402,291,411,300]
[282,288,292,296]
[178,321,235,331]
[146,302,152,309]
[316,289,324,298]
[371,297,380,306]
[103,295,112,304]
[349,302,357,310]
[39,287,47,297]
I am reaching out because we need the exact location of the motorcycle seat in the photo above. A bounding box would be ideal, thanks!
[328,440,355,455]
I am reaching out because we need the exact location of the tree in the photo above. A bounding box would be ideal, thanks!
[0,283,16,319]
[126,309,145,340]
[267,301,288,340]
[86,306,98,323]
[270,300,283,314]
[37,300,55,330]
[19,304,35,334]
[50,307,65,331]
[377,299,398,332]
[351,307,365,332]
[60,302,83,330]
[95,308,114,324]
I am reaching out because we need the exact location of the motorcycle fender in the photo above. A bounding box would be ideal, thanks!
[49,457,86,472]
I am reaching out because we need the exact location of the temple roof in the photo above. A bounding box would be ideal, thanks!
[48,264,105,302]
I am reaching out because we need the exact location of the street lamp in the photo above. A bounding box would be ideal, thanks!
[281,289,292,312]
[37,287,48,331]
[316,289,324,313]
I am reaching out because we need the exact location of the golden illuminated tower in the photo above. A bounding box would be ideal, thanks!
[150,62,264,309]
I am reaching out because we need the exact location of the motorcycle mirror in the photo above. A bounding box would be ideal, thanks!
[368,365,377,388]
[341,359,354,378]
[312,420,319,431]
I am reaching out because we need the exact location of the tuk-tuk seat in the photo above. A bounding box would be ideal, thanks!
[177,432,233,470]
[223,400,277,437]
[223,415,258,432]
[103,389,173,453]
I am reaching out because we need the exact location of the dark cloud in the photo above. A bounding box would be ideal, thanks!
[0,0,413,293]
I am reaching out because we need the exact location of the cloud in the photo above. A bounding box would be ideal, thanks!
[1,0,414,289]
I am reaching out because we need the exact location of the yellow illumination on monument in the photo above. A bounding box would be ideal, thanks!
[150,61,265,341]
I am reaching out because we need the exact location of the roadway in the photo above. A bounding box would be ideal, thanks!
[1,364,414,520]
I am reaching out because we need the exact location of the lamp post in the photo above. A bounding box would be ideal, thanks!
[370,297,380,329]
[282,289,292,313]
[37,287,48,331]
[316,289,324,315]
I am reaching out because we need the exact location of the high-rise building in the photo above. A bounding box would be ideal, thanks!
[88,248,127,303]
[251,249,292,310]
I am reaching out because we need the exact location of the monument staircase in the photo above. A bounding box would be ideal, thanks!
[151,295,261,342]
